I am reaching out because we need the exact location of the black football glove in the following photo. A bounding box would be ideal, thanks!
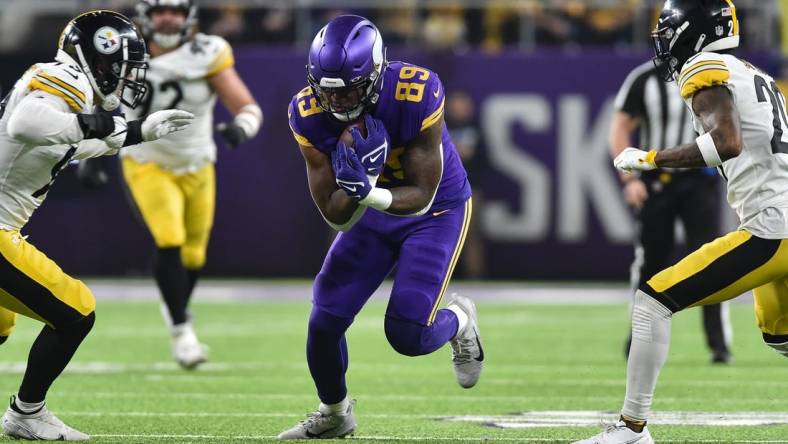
[76,158,108,190]
[216,121,249,149]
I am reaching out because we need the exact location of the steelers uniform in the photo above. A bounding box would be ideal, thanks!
[642,52,788,342]
[0,60,109,340]
[120,33,233,269]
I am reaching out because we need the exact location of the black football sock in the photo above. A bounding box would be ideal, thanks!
[154,247,190,326]
[18,313,95,403]
[185,269,200,305]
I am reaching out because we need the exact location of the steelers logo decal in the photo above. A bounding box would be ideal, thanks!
[94,27,121,54]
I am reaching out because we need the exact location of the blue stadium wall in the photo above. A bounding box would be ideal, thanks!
[0,48,776,279]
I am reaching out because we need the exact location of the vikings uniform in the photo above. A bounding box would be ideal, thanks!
[289,61,471,327]
[0,59,107,340]
[120,33,233,269]
[643,52,788,340]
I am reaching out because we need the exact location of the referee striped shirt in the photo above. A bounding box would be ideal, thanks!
[614,61,696,151]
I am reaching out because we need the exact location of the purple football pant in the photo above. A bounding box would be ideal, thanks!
[307,198,472,404]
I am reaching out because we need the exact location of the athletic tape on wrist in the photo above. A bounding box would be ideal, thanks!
[696,132,722,167]
[360,187,392,211]
[644,149,658,167]
[234,104,262,138]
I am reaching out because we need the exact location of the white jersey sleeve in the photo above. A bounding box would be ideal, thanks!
[74,139,118,160]
[121,34,234,174]
[0,59,106,230]
[7,93,84,147]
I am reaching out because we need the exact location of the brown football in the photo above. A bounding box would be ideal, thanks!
[338,117,367,147]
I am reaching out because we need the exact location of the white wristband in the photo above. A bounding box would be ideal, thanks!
[360,187,392,211]
[234,104,263,138]
[696,132,722,167]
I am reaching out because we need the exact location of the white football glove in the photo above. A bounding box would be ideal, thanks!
[141,110,195,142]
[614,147,658,172]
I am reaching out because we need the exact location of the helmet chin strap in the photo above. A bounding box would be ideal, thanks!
[74,40,128,112]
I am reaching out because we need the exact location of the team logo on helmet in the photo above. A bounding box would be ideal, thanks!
[94,26,121,54]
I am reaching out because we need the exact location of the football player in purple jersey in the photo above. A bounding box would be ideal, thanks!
[279,15,483,439]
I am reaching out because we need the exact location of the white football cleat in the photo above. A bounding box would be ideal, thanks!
[448,295,484,388]
[572,420,654,444]
[277,401,356,439]
[171,322,207,370]
[2,397,89,441]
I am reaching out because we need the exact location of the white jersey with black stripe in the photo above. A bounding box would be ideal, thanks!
[121,34,234,174]
[680,52,788,238]
[615,61,696,151]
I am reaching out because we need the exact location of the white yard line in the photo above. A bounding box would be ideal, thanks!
[4,361,779,376]
[61,410,788,426]
[87,434,788,443]
[37,391,787,406]
[64,411,431,418]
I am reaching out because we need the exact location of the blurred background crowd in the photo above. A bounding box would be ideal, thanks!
[0,0,784,281]
[0,0,784,54]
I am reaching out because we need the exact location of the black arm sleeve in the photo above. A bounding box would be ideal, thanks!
[76,113,115,139]
[123,120,143,147]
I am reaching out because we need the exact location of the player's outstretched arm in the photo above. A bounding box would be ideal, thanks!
[300,143,363,230]
[613,86,742,172]
[211,67,263,148]
[385,116,443,216]
[8,91,193,151]
[655,86,742,168]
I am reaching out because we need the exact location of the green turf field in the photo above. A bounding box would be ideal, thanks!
[0,298,786,443]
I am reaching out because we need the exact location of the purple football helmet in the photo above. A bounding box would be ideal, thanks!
[307,15,386,122]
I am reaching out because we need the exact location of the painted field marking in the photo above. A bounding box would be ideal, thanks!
[440,411,788,428]
[88,434,788,443]
[88,435,570,442]
[0,390,768,408]
[63,410,788,427]
[3,361,785,380]
[63,411,431,419]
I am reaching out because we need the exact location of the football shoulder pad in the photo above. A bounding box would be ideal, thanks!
[679,52,730,100]
[27,62,93,113]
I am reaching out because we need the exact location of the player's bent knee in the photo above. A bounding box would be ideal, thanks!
[308,307,353,338]
[384,317,428,357]
[75,311,95,338]
[763,333,788,357]
[58,311,95,339]
[636,286,679,314]
[64,280,97,318]
[631,289,673,342]
[181,247,207,270]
